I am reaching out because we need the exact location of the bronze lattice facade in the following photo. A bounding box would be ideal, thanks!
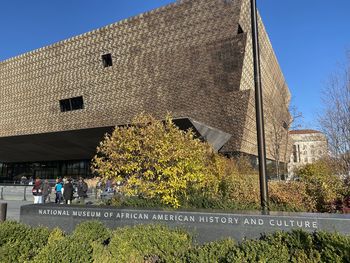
[0,0,290,180]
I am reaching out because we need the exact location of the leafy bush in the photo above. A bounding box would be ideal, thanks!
[92,113,214,208]
[111,195,165,208]
[108,154,330,212]
[0,221,50,263]
[33,235,93,263]
[32,228,66,263]
[313,231,350,262]
[0,221,27,246]
[90,111,350,213]
[1,222,350,262]
[226,230,326,263]
[91,241,113,263]
[205,156,260,210]
[226,239,291,263]
[296,160,345,211]
[108,224,192,263]
[183,239,235,263]
[260,230,322,262]
[33,221,111,263]
[269,181,316,212]
[72,220,111,244]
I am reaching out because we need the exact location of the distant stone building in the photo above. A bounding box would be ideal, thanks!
[288,129,328,178]
[0,0,290,181]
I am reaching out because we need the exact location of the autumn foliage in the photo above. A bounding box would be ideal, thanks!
[295,159,345,212]
[92,113,347,211]
[92,114,214,208]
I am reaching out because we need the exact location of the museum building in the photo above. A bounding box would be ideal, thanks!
[0,0,290,182]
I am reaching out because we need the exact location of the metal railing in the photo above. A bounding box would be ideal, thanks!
[0,185,33,201]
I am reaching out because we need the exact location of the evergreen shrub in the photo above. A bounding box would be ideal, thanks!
[1,222,350,262]
[33,221,111,263]
[0,221,50,263]
[183,239,235,263]
[108,224,192,263]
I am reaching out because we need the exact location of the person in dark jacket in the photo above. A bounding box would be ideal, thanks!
[63,178,74,204]
[77,177,88,203]
[42,179,51,203]
[32,178,43,204]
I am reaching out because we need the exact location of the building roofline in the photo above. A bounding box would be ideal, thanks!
[289,129,322,135]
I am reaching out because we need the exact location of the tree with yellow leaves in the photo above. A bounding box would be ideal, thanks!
[91,114,213,208]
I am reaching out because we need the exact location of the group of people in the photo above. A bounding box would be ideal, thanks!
[31,178,51,204]
[95,178,122,199]
[32,177,88,204]
[20,176,32,185]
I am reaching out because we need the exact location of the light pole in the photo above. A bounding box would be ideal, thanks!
[250,0,269,212]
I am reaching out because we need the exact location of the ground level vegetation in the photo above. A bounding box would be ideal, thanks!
[92,114,350,213]
[0,221,349,263]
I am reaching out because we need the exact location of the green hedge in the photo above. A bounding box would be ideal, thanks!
[1,221,349,263]
[0,221,50,263]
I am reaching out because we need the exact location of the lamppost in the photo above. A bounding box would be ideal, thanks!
[250,0,269,212]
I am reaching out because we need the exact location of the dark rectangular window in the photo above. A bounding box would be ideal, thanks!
[59,96,84,112]
[293,145,297,162]
[59,99,71,112]
[71,96,84,110]
[102,53,113,67]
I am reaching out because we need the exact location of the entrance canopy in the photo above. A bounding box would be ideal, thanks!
[0,118,231,163]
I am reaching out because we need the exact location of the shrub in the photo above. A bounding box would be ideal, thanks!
[33,221,110,263]
[226,230,324,263]
[111,195,165,208]
[260,230,320,261]
[93,113,334,212]
[108,224,192,263]
[226,239,291,263]
[0,221,50,263]
[183,239,235,263]
[32,228,65,263]
[269,181,316,212]
[92,113,214,208]
[72,220,111,244]
[0,221,27,246]
[296,160,344,211]
[1,222,350,262]
[33,235,93,263]
[180,156,261,210]
[91,241,113,263]
[108,154,322,212]
[313,231,350,262]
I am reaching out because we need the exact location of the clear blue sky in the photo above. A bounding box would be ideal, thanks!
[1,0,349,129]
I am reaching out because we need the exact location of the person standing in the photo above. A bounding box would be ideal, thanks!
[42,179,51,203]
[63,178,74,204]
[77,177,88,203]
[32,178,43,204]
[54,178,63,204]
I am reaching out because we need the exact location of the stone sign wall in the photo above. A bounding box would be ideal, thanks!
[20,204,350,243]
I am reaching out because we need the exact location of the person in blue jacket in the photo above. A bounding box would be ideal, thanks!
[54,178,63,204]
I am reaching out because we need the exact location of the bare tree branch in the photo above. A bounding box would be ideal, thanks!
[319,52,350,174]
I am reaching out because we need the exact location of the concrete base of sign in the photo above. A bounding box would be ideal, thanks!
[20,204,350,243]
